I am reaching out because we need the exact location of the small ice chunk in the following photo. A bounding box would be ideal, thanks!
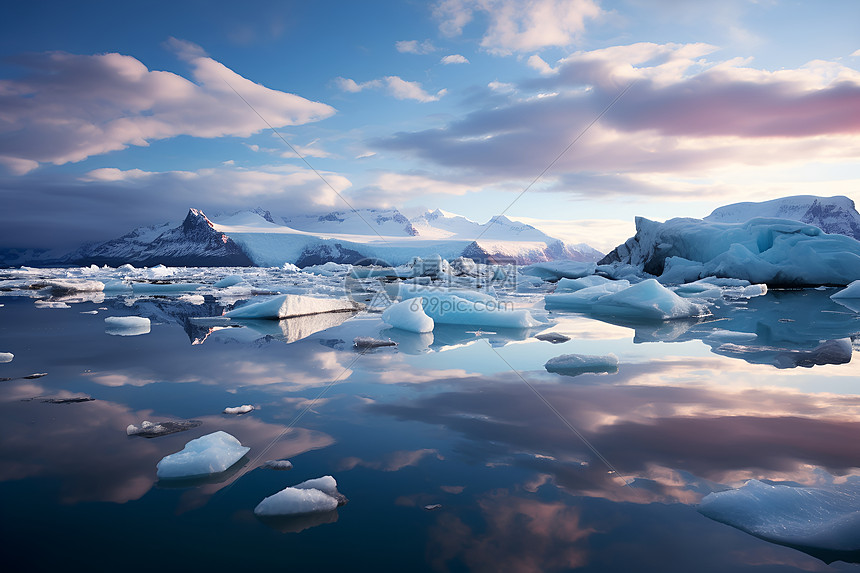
[698,479,860,552]
[545,353,619,377]
[381,299,434,333]
[126,419,202,438]
[80,310,99,315]
[535,332,571,344]
[254,475,345,516]
[354,337,397,349]
[223,404,255,415]
[214,275,244,288]
[156,431,250,479]
[105,316,151,336]
[42,396,94,404]
[424,504,442,511]
[264,459,293,470]
[224,294,359,319]
[0,352,12,363]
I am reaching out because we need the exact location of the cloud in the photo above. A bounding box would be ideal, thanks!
[355,172,478,207]
[434,0,602,55]
[527,54,556,75]
[441,54,470,65]
[396,39,437,54]
[335,75,447,102]
[0,164,351,249]
[374,42,860,202]
[0,40,335,174]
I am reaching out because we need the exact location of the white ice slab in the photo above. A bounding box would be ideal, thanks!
[105,316,151,336]
[224,294,359,319]
[156,431,250,479]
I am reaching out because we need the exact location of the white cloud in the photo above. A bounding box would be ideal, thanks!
[335,75,447,102]
[434,0,602,55]
[488,80,515,92]
[396,39,437,54]
[441,54,470,65]
[0,40,335,173]
[527,54,556,75]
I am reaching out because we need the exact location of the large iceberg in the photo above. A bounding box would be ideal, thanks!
[398,284,537,329]
[698,479,860,554]
[156,431,250,479]
[600,216,860,286]
[224,294,360,319]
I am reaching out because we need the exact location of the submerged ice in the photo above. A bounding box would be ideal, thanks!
[698,479,860,552]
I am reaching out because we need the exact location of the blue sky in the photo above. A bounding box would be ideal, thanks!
[1,0,859,251]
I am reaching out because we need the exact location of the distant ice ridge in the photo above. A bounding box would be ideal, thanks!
[104,316,151,336]
[223,294,360,319]
[546,278,710,321]
[600,217,860,287]
[698,479,860,553]
[254,475,346,516]
[156,431,250,479]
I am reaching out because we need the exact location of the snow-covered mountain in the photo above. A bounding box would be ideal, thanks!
[705,195,860,240]
[7,206,603,268]
[63,209,254,267]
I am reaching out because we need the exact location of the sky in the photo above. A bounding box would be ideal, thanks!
[1,0,859,253]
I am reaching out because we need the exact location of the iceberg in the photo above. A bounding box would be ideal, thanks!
[126,419,202,438]
[547,279,709,321]
[131,282,206,294]
[698,479,860,553]
[534,332,571,344]
[213,275,245,288]
[715,338,852,369]
[601,216,860,286]
[397,284,537,329]
[104,316,151,336]
[381,299,434,333]
[545,353,619,377]
[264,459,293,470]
[223,294,360,319]
[223,404,254,415]
[156,431,250,479]
[521,261,597,281]
[0,352,12,363]
[353,337,397,349]
[254,475,346,516]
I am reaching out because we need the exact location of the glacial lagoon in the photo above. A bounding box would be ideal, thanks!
[1,266,859,572]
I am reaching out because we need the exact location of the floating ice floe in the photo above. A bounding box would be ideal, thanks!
[545,353,619,377]
[554,275,615,293]
[254,475,346,516]
[126,419,202,438]
[354,337,397,349]
[398,284,538,329]
[178,294,205,305]
[0,352,12,363]
[264,459,293,470]
[42,396,94,404]
[535,332,571,343]
[213,275,244,288]
[832,280,860,299]
[224,294,360,320]
[698,479,860,553]
[521,261,597,281]
[105,316,151,336]
[156,431,250,479]
[223,404,254,415]
[547,279,709,321]
[42,279,105,295]
[381,299,434,333]
[34,300,71,309]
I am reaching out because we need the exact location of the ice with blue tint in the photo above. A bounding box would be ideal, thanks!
[213,275,244,288]
[254,476,342,516]
[545,353,619,377]
[521,261,597,281]
[608,216,860,286]
[0,352,12,363]
[156,431,250,479]
[131,282,206,294]
[104,316,150,336]
[554,275,615,293]
[547,279,709,321]
[396,283,536,328]
[832,280,860,300]
[223,294,360,319]
[698,479,860,552]
[381,299,434,333]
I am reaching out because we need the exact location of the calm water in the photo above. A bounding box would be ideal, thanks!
[1,279,859,572]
